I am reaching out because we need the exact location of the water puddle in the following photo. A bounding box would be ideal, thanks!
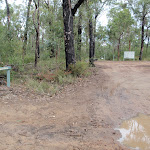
[117,114,150,150]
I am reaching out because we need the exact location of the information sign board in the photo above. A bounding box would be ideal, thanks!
[124,51,135,60]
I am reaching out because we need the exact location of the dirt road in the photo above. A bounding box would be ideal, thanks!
[0,61,150,150]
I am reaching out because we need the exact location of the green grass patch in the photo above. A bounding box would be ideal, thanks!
[26,78,59,95]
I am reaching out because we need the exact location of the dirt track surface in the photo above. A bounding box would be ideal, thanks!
[1,61,150,150]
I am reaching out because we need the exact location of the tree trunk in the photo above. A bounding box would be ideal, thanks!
[129,40,131,51]
[145,26,149,55]
[77,10,82,61]
[35,32,38,67]
[63,0,75,69]
[146,36,149,54]
[5,0,10,30]
[23,0,32,57]
[139,5,146,60]
[86,33,88,51]
[86,0,95,66]
[37,0,40,58]
[89,18,95,66]
[117,37,120,61]
[33,0,40,67]
[62,0,85,69]
[32,35,34,50]
[93,15,98,59]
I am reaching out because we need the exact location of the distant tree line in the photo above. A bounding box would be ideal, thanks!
[0,0,150,69]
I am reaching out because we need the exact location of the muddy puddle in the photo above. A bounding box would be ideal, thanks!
[116,114,150,150]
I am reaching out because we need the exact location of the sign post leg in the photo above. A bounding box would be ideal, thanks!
[7,69,10,87]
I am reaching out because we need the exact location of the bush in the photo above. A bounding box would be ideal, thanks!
[24,54,35,64]
[54,69,74,84]
[35,61,90,86]
[10,59,90,96]
[69,61,89,77]
[40,51,50,61]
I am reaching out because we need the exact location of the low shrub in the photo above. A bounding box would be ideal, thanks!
[69,61,89,77]
[10,60,90,96]
[24,54,35,64]
[54,70,74,84]
[26,78,59,95]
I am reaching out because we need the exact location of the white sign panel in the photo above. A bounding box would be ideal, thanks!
[0,66,11,71]
[124,51,135,60]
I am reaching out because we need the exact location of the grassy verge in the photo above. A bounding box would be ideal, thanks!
[10,59,91,96]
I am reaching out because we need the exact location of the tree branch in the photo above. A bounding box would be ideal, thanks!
[72,0,85,16]
[33,0,37,9]
[44,0,49,9]
[95,0,107,20]
[87,0,108,20]
[145,10,150,17]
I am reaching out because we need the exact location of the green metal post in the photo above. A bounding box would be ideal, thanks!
[7,69,10,87]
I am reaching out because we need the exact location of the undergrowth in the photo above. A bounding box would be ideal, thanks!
[10,60,91,96]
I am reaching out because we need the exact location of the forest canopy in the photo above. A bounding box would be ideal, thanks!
[0,0,150,66]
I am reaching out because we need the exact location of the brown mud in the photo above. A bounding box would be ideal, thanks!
[118,113,150,150]
[0,61,150,150]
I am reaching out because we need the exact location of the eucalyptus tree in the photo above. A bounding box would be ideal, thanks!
[62,0,85,69]
[43,0,63,58]
[145,24,150,54]
[86,0,95,66]
[86,0,111,66]
[93,0,111,57]
[96,25,108,57]
[23,0,32,57]
[76,8,82,61]
[108,8,134,60]
[33,0,40,67]
[127,0,150,60]
[0,3,26,62]
[74,4,89,58]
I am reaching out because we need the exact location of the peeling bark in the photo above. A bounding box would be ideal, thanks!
[63,0,75,69]
[89,18,95,66]
[139,4,146,60]
[77,10,82,61]
[62,0,85,69]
